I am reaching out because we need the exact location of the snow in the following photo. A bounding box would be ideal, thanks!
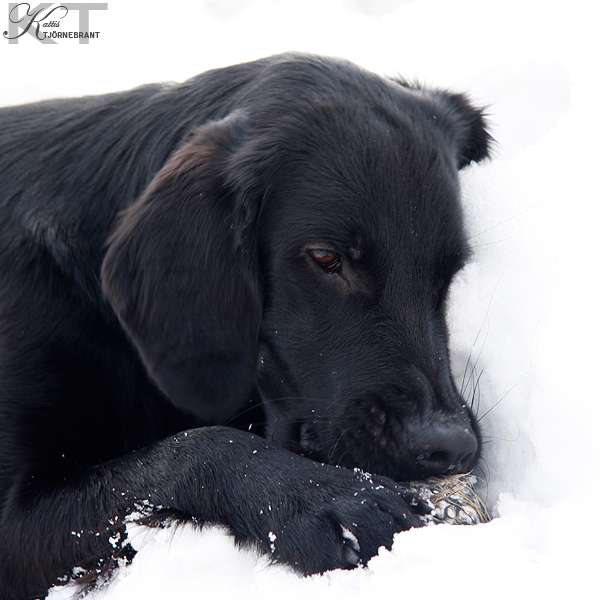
[2,0,598,597]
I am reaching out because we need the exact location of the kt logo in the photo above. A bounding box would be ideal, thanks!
[4,2,108,44]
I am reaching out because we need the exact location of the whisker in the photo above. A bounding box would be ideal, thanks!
[471,458,492,504]
[477,374,526,424]
[460,352,473,396]
[469,235,518,249]
[466,200,544,243]
[223,395,318,426]
[319,397,342,422]
[328,424,355,464]
[471,368,484,417]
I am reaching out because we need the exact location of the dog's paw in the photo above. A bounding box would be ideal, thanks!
[177,428,426,574]
[225,454,425,574]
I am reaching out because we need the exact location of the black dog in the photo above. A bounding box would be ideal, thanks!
[0,53,490,599]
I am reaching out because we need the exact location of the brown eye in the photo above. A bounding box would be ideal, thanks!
[310,249,342,273]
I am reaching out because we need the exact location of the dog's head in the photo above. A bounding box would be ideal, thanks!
[102,55,491,481]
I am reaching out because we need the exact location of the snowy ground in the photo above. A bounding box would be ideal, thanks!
[2,0,598,597]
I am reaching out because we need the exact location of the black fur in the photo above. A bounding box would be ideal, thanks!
[0,53,491,599]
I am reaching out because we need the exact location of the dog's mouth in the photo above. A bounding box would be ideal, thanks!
[289,407,480,483]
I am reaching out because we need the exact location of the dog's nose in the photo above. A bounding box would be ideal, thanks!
[406,420,478,477]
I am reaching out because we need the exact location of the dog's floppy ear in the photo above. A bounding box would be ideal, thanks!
[101,112,262,423]
[433,91,493,169]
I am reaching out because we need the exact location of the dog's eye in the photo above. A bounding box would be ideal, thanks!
[309,249,342,274]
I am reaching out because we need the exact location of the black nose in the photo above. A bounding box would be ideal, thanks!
[406,420,478,477]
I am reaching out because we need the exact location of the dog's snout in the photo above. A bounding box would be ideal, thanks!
[406,420,478,477]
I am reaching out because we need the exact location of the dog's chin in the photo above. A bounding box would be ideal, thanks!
[271,419,478,483]
[268,419,417,482]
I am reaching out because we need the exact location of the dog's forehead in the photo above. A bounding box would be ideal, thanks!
[264,112,464,253]
[248,64,469,262]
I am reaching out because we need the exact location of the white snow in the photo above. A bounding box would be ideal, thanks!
[2,0,598,597]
